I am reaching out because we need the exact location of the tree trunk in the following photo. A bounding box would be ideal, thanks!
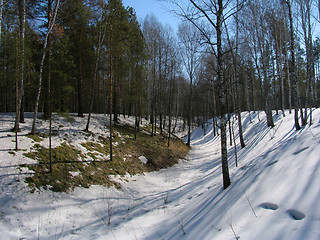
[19,94,25,123]
[234,0,245,147]
[86,28,105,131]
[31,0,60,134]
[43,0,53,120]
[264,64,274,128]
[275,30,285,117]
[232,115,238,167]
[243,68,252,122]
[212,85,217,137]
[109,53,113,161]
[43,37,51,119]
[217,0,230,189]
[228,114,232,146]
[134,67,139,140]
[113,75,119,122]
[187,75,192,146]
[15,41,19,151]
[77,26,84,118]
[286,49,292,114]
[14,0,25,136]
[286,0,301,130]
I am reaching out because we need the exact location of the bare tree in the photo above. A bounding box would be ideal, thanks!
[169,0,246,189]
[143,15,162,136]
[297,0,315,125]
[31,0,60,135]
[178,22,202,146]
[319,0,320,21]
[283,0,302,130]
[224,5,246,147]
[13,0,25,151]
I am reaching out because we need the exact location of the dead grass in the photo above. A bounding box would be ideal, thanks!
[23,124,189,193]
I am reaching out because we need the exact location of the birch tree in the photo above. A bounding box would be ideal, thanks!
[31,0,60,135]
[297,0,315,125]
[13,0,25,151]
[170,0,246,189]
[86,2,107,132]
[178,22,201,146]
[283,0,302,130]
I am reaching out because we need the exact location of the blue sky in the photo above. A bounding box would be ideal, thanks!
[122,0,180,31]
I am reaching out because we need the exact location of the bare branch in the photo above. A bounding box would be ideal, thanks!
[189,0,217,28]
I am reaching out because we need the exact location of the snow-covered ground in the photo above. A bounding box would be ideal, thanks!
[0,110,319,239]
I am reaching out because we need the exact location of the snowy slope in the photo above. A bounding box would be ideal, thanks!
[0,110,319,240]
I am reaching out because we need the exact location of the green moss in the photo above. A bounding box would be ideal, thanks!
[81,141,110,156]
[22,124,189,193]
[140,124,153,134]
[23,143,85,192]
[57,111,75,123]
[27,134,43,142]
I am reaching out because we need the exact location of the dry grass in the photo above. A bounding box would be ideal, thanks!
[23,124,189,193]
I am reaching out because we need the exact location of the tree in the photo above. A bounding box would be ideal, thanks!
[178,22,201,146]
[172,0,248,189]
[297,0,316,125]
[13,0,26,151]
[126,7,146,140]
[143,15,162,136]
[86,1,107,132]
[106,0,131,123]
[224,6,246,147]
[0,1,12,44]
[283,0,301,130]
[59,0,94,117]
[31,0,60,135]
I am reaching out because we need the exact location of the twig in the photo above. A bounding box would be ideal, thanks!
[100,216,109,226]
[164,191,169,205]
[153,224,165,240]
[131,223,138,240]
[225,211,240,240]
[243,190,257,218]
[175,215,186,235]
[138,224,149,240]
[107,197,113,226]
[37,216,41,240]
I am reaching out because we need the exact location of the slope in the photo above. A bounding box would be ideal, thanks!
[104,109,320,240]
[0,109,319,239]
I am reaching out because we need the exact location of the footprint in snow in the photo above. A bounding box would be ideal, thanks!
[287,209,305,220]
[260,202,305,220]
[259,202,279,210]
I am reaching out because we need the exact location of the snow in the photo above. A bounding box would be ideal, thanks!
[139,156,148,164]
[0,110,320,239]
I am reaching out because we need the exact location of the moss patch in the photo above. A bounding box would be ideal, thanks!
[57,111,75,123]
[26,134,43,142]
[23,124,189,193]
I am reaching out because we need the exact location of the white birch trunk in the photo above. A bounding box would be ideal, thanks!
[31,0,60,134]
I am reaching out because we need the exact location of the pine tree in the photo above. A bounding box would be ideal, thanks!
[106,0,131,122]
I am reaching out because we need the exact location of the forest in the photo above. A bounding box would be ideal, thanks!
[0,0,319,188]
